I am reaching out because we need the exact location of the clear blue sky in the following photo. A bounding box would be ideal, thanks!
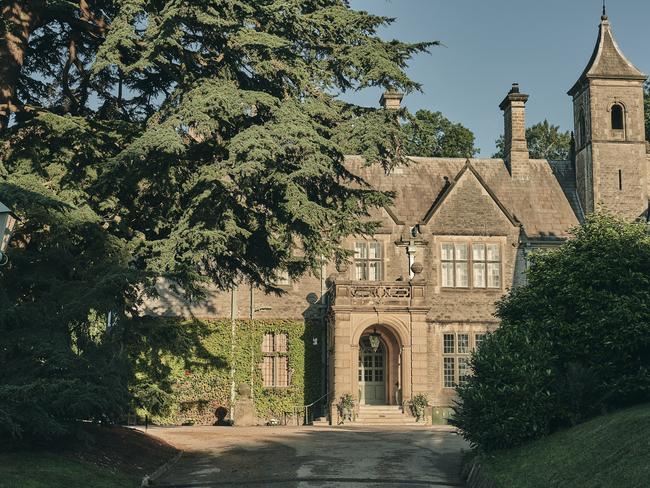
[344,0,650,157]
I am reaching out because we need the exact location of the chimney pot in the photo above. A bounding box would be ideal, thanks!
[499,84,530,178]
[379,91,404,110]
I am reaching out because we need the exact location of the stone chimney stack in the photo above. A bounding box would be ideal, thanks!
[499,83,529,178]
[379,90,404,110]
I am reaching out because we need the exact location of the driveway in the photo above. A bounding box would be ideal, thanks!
[145,425,468,488]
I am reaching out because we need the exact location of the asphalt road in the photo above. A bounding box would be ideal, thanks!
[146,425,468,488]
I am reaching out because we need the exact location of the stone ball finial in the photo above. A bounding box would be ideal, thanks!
[411,262,424,276]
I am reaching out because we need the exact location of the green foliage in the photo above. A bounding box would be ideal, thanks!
[493,120,571,160]
[453,213,650,451]
[0,157,139,440]
[337,393,355,411]
[410,393,429,421]
[0,1,431,442]
[334,104,408,170]
[0,451,139,488]
[402,110,478,157]
[411,393,429,409]
[132,319,322,425]
[481,403,650,488]
[3,0,435,292]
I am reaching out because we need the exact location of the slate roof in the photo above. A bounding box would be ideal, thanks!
[568,15,646,96]
[345,156,581,240]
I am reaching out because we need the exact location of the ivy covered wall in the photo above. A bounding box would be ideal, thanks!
[132,318,323,425]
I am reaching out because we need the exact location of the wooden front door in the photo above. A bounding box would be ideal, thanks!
[358,339,386,405]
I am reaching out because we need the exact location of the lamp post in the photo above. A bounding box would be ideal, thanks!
[0,201,17,266]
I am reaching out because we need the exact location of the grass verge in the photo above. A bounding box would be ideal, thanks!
[481,403,650,488]
[0,451,140,488]
[0,425,178,488]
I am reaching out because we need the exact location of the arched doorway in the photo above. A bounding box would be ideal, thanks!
[357,325,403,406]
[358,335,386,405]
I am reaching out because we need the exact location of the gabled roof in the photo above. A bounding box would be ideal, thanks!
[422,160,519,227]
[344,156,581,239]
[568,14,647,96]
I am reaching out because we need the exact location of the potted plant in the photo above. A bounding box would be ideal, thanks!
[337,393,355,424]
[410,394,429,422]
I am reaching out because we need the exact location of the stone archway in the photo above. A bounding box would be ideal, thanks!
[356,324,404,406]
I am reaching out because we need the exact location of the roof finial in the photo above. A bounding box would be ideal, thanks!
[602,0,608,20]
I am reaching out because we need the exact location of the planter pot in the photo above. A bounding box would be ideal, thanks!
[411,405,426,422]
[342,407,353,423]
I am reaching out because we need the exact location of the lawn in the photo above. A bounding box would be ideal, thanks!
[0,425,177,488]
[481,403,650,488]
[0,451,140,488]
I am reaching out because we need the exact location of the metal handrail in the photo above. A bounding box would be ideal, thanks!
[291,391,330,426]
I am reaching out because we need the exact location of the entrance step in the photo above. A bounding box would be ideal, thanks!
[353,405,426,426]
[310,406,432,427]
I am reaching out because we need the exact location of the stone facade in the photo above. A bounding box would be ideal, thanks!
[570,13,649,219]
[144,13,650,424]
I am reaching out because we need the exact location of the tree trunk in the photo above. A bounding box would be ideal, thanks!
[0,1,39,132]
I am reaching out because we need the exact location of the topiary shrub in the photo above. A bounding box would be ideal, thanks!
[452,213,650,451]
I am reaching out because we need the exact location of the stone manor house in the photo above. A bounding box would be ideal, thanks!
[146,12,650,424]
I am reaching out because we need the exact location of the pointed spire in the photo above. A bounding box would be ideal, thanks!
[568,11,646,96]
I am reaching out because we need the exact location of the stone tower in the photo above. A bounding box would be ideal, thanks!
[568,10,648,219]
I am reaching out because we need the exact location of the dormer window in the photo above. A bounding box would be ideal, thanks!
[611,103,624,130]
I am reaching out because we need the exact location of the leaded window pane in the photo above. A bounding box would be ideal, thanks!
[475,333,486,349]
[472,243,486,261]
[487,244,500,261]
[275,333,288,353]
[458,357,470,386]
[369,241,382,259]
[456,262,469,288]
[262,333,274,353]
[368,261,382,281]
[455,243,468,261]
[355,242,367,259]
[443,334,455,354]
[441,243,454,261]
[441,262,454,287]
[487,263,501,288]
[355,262,367,281]
[375,368,383,382]
[276,356,289,387]
[444,357,455,388]
[262,356,274,387]
[458,334,469,353]
[473,262,486,288]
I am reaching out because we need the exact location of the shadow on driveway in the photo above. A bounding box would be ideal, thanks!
[148,426,467,488]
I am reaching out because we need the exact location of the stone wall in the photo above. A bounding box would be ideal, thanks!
[572,79,648,220]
